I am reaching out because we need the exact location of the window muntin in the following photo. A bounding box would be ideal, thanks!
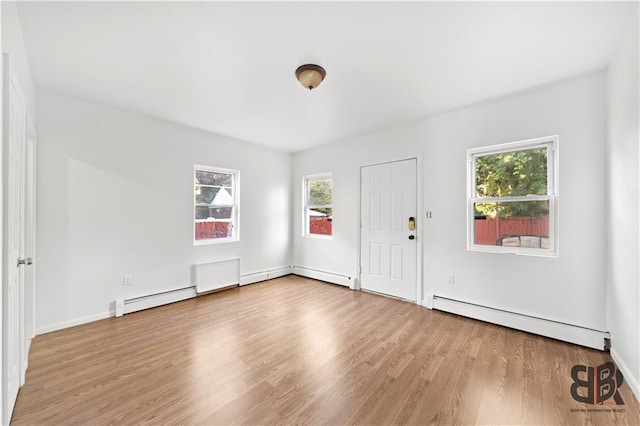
[304,174,332,237]
[468,136,558,256]
[194,166,239,244]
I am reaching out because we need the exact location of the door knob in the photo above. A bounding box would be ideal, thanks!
[408,235,415,240]
[17,258,26,266]
[26,258,33,265]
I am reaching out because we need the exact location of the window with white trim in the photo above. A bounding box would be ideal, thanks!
[304,174,332,238]
[467,136,558,256]
[194,165,239,244]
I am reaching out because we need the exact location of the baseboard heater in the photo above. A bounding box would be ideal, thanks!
[432,295,609,351]
[115,262,290,317]
[192,258,240,293]
[292,266,352,287]
[116,286,196,317]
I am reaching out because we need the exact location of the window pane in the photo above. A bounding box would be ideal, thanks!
[195,206,233,220]
[308,207,332,236]
[195,206,210,220]
[475,147,547,197]
[195,221,232,240]
[210,187,233,206]
[474,201,549,248]
[308,178,332,206]
[196,186,218,205]
[195,170,232,186]
[210,207,232,220]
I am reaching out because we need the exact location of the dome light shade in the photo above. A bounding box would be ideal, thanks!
[295,64,326,90]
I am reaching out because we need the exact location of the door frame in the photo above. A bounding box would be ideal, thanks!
[0,46,4,426]
[356,153,423,304]
[22,114,36,380]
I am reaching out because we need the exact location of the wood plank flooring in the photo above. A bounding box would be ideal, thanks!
[11,276,640,425]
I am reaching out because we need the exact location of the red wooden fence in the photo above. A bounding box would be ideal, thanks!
[195,221,230,240]
[310,217,332,235]
[474,216,549,245]
[196,219,332,240]
[197,217,542,244]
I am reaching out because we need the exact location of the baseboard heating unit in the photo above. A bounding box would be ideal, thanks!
[292,266,352,288]
[432,295,609,350]
[192,258,240,293]
[116,286,196,317]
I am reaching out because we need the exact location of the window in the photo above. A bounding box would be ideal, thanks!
[467,136,558,256]
[304,174,332,237]
[194,165,239,244]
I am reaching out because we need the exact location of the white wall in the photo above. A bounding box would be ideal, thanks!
[606,11,640,399]
[36,90,292,332]
[293,71,608,331]
[1,1,36,120]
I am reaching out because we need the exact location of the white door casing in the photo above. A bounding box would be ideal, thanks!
[24,116,37,361]
[360,159,417,301]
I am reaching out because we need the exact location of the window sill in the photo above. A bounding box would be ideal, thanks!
[304,234,333,240]
[194,237,239,246]
[468,245,558,258]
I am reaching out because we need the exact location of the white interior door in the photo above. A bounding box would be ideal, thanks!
[360,159,417,301]
[3,58,26,425]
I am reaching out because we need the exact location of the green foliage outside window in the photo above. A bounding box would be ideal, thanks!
[475,148,548,218]
[195,171,233,205]
[195,171,232,186]
[308,178,332,216]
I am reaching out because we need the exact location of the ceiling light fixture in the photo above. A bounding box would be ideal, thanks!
[295,64,326,90]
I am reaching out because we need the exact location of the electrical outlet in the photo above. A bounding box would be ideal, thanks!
[448,275,455,285]
[123,274,132,286]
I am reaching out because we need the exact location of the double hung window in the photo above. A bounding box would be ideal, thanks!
[304,174,332,238]
[467,136,558,256]
[194,165,239,244]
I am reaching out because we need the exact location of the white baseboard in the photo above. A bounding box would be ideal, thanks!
[421,292,434,309]
[21,337,32,386]
[432,295,609,350]
[240,266,292,286]
[292,266,353,287]
[37,310,113,335]
[25,337,32,370]
[610,348,640,403]
[420,299,432,309]
[268,266,293,280]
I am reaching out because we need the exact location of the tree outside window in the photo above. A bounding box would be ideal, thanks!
[304,174,332,237]
[194,166,239,244]
[468,136,558,255]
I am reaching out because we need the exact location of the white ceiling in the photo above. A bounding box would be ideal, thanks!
[16,1,636,152]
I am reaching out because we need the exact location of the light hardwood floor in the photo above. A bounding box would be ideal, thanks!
[12,276,640,425]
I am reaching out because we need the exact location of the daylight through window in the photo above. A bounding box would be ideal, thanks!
[194,166,239,244]
[304,174,332,237]
[468,136,558,256]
